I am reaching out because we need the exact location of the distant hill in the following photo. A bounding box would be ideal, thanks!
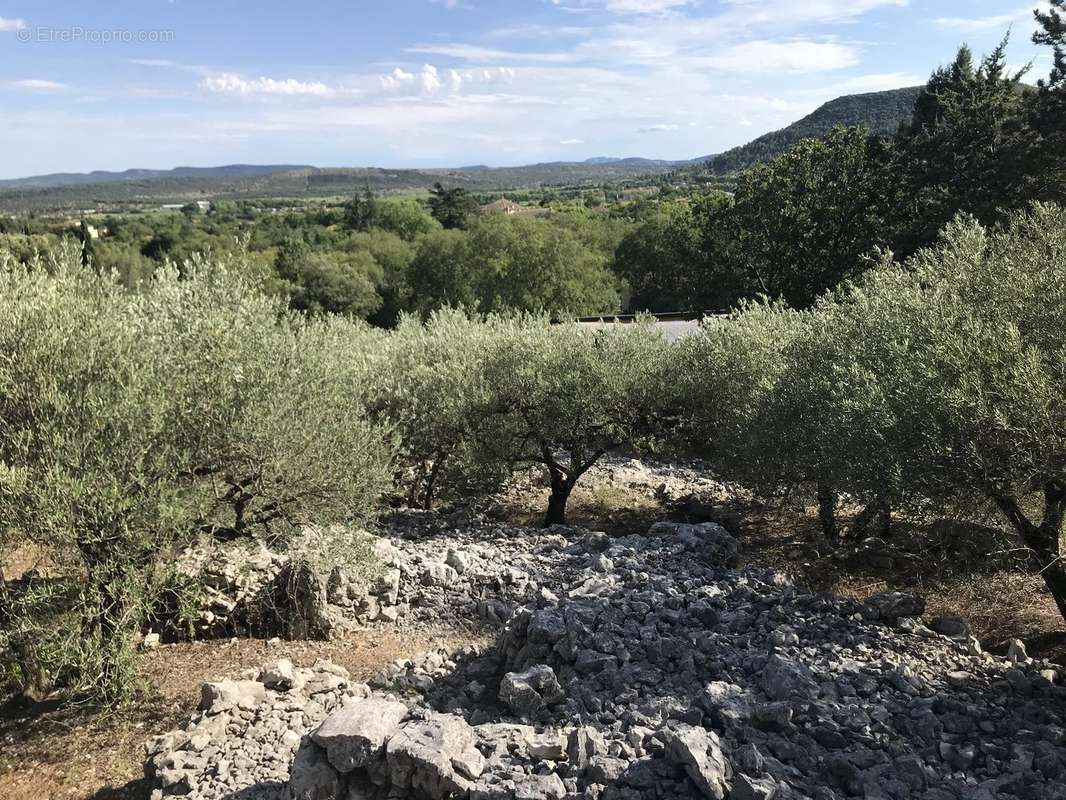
[0,164,311,191]
[0,86,925,213]
[687,86,923,176]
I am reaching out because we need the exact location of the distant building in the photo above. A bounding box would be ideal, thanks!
[481,198,523,215]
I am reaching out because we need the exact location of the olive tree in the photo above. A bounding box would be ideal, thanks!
[367,309,508,508]
[473,318,671,526]
[0,247,393,701]
[669,303,838,527]
[791,205,1066,620]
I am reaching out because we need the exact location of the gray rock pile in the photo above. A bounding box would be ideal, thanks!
[147,516,1066,800]
[145,660,357,799]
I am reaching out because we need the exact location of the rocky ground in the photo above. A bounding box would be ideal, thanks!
[144,477,1066,800]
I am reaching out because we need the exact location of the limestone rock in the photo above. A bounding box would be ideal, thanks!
[311,697,409,772]
[663,725,732,800]
[498,665,564,716]
[198,679,266,714]
[386,714,483,799]
[259,659,303,692]
[861,591,925,624]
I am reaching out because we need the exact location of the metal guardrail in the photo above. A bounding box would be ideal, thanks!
[570,310,726,324]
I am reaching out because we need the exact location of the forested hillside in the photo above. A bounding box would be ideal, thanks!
[683,86,923,177]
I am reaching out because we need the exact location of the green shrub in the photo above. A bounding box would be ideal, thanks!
[367,309,507,508]
[0,246,393,702]
[787,205,1066,619]
[673,301,808,490]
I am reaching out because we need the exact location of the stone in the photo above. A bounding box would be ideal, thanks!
[861,591,925,624]
[498,665,564,716]
[732,774,779,800]
[199,679,267,714]
[929,616,969,639]
[568,726,606,770]
[373,569,401,605]
[289,742,343,800]
[512,772,567,800]
[259,659,302,692]
[141,632,161,651]
[760,655,817,701]
[146,497,1066,800]
[527,731,567,761]
[663,725,732,800]
[423,562,460,587]
[311,697,409,772]
[646,521,739,567]
[1006,638,1032,665]
[445,548,471,575]
[386,715,482,799]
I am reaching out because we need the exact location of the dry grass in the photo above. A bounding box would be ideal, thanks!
[725,496,1066,663]
[0,628,489,800]
[493,480,663,536]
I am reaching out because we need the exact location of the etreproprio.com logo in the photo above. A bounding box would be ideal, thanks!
[17,26,176,44]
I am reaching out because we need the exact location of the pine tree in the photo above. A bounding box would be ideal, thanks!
[886,37,1035,255]
[1033,0,1066,201]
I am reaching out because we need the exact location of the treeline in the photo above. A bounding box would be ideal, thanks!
[620,23,1066,312]
[0,185,632,324]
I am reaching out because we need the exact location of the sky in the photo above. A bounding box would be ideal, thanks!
[0,1,1054,178]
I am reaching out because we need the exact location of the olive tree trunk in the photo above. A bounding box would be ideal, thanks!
[994,481,1066,624]
[817,483,839,540]
[545,473,578,527]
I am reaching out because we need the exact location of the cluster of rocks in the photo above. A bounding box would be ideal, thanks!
[147,513,1066,800]
[162,457,729,645]
[145,659,356,799]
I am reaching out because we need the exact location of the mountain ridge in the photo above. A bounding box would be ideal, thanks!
[0,86,925,211]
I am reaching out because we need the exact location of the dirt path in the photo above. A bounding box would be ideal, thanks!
[0,627,488,800]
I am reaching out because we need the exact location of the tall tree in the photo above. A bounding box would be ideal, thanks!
[719,126,885,308]
[344,187,379,232]
[426,182,478,230]
[1033,0,1066,201]
[887,38,1035,255]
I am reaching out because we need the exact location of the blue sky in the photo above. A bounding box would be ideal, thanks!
[0,1,1053,178]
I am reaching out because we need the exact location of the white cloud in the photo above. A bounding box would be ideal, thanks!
[5,79,68,92]
[722,0,908,26]
[200,73,336,97]
[382,64,516,95]
[559,138,585,144]
[808,71,923,94]
[0,16,27,31]
[639,123,679,132]
[933,2,1049,33]
[933,13,1018,32]
[408,43,578,63]
[552,0,692,13]
[703,40,859,74]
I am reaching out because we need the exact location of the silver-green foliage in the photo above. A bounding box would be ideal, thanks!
[0,246,393,701]
[791,206,1066,616]
[372,310,672,524]
[368,309,510,507]
[679,203,1066,620]
[474,316,672,525]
